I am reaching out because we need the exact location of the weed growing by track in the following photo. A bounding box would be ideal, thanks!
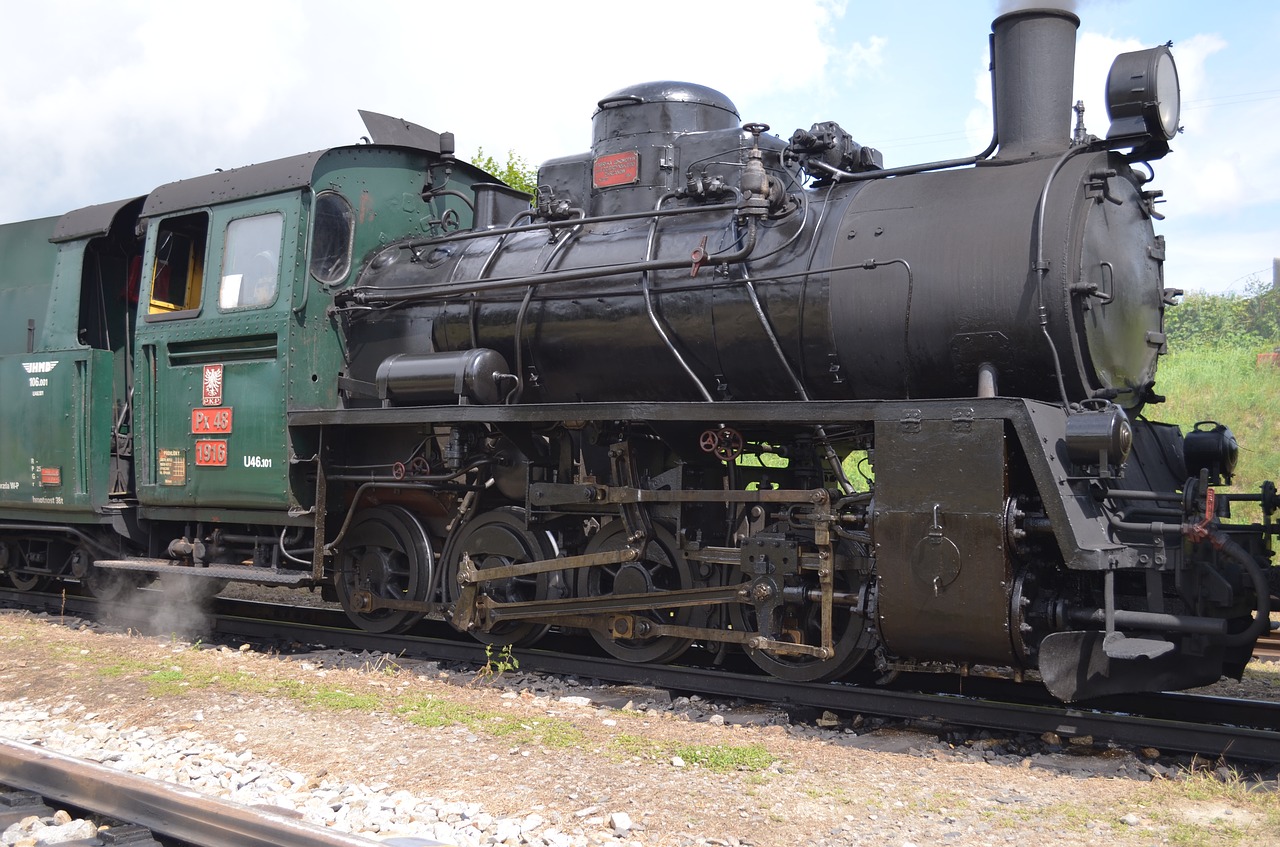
[612,733,775,773]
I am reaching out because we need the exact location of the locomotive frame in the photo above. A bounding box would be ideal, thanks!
[0,9,1274,702]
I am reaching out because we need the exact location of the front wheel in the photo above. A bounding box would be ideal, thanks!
[335,506,434,633]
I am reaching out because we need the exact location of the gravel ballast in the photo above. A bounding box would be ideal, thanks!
[1,610,1277,846]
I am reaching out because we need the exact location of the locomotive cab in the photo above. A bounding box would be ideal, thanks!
[0,132,500,593]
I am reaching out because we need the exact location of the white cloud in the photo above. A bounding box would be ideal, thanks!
[1163,41,1280,218]
[839,35,888,82]
[0,0,1271,296]
[0,0,851,223]
[965,46,996,150]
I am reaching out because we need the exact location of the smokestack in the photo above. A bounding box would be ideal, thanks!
[991,7,1080,159]
[1273,258,1279,290]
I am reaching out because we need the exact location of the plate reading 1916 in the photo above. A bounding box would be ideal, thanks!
[194,440,228,467]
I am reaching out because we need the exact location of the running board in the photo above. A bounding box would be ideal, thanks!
[93,559,313,586]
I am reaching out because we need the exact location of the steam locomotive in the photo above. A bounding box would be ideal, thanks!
[1,8,1274,701]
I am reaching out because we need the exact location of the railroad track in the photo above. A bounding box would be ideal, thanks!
[4,586,1280,764]
[0,737,401,847]
[1254,632,1280,662]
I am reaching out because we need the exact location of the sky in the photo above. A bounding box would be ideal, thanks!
[1,0,1276,295]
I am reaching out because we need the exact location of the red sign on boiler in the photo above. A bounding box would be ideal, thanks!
[592,151,639,188]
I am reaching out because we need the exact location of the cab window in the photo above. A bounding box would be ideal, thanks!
[149,212,208,314]
[308,192,354,285]
[219,213,284,310]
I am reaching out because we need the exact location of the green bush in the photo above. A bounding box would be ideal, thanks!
[1164,277,1280,352]
[470,148,538,197]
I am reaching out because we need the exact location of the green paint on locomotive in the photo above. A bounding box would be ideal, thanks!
[0,215,116,518]
[0,142,487,525]
[0,216,60,353]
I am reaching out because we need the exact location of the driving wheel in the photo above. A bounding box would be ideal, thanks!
[442,507,565,647]
[729,541,875,682]
[578,521,695,663]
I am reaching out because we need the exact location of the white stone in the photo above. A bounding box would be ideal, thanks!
[493,817,521,842]
[34,819,98,843]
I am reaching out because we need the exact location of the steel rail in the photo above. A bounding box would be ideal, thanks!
[203,601,1280,763]
[1254,632,1280,662]
[0,738,404,847]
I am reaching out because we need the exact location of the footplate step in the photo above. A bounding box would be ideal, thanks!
[92,559,312,585]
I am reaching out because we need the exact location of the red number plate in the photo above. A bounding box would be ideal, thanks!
[191,407,233,435]
[194,440,228,467]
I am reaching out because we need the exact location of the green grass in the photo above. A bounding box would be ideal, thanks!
[1156,346,1279,522]
[490,716,584,748]
[671,741,775,772]
[144,668,188,694]
[140,665,380,711]
[97,658,154,677]
[305,687,382,711]
[612,733,775,773]
[1167,821,1246,846]
[398,696,480,728]
[398,697,583,747]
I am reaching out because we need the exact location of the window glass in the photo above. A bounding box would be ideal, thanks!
[309,192,354,285]
[220,213,284,310]
[149,213,208,314]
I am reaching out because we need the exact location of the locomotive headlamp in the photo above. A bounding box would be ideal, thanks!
[1105,44,1181,144]
[1065,404,1133,470]
[1184,421,1239,486]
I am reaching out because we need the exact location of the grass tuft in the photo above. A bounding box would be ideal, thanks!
[611,733,775,773]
